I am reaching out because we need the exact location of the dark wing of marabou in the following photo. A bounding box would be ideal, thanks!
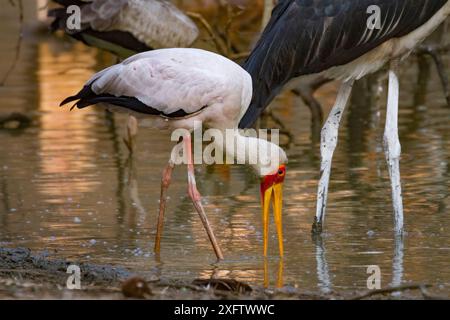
[239,0,448,128]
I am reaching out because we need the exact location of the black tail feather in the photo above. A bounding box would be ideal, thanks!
[60,85,204,119]
[60,85,97,107]
[48,8,68,32]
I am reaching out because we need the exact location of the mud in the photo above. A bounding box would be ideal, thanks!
[0,247,448,300]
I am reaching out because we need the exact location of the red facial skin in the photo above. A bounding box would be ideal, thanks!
[260,165,286,197]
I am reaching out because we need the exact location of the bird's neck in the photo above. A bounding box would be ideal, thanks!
[212,129,281,176]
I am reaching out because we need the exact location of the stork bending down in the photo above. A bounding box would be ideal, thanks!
[60,48,287,260]
[240,0,450,234]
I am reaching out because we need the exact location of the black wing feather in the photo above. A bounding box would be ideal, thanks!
[239,0,448,128]
[60,85,206,119]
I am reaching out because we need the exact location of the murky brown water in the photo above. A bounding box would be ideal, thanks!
[0,2,449,294]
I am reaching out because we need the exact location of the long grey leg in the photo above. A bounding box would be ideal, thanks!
[384,67,404,234]
[312,81,354,234]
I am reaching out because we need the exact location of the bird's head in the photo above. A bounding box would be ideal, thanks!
[254,142,287,257]
[230,133,287,257]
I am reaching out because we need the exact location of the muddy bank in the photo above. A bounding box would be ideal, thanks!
[0,248,447,300]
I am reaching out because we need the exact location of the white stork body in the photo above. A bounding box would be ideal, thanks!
[61,48,288,260]
[90,49,252,132]
[240,0,450,235]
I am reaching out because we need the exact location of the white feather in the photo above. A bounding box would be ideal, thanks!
[87,48,252,129]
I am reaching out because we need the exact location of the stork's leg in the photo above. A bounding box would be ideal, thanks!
[312,81,354,234]
[154,142,184,255]
[123,115,138,153]
[154,161,175,255]
[384,69,404,234]
[184,134,224,260]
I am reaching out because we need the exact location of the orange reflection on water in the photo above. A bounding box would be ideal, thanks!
[37,41,101,200]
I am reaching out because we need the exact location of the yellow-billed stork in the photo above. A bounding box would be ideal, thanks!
[60,48,288,260]
[239,0,450,235]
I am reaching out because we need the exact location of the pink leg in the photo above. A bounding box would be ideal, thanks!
[154,161,175,254]
[184,135,224,261]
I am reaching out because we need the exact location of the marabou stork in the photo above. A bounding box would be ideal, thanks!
[49,0,199,152]
[239,0,450,234]
[60,48,288,260]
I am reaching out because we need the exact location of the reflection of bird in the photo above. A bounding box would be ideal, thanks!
[239,0,450,234]
[49,0,199,152]
[60,48,287,260]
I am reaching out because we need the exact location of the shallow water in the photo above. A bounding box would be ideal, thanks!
[0,2,449,293]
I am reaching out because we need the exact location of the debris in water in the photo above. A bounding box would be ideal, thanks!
[192,279,253,294]
[121,277,152,299]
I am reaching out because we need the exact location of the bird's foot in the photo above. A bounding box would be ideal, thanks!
[123,136,134,154]
[311,216,323,236]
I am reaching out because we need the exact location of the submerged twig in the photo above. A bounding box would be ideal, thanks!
[187,4,249,62]
[416,44,450,107]
[187,12,228,57]
[229,51,250,60]
[351,283,432,300]
[292,77,331,125]
[420,285,449,300]
[223,2,245,57]
[1,0,24,86]
[292,76,332,142]
[264,109,294,146]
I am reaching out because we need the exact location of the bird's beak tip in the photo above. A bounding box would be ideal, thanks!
[261,182,284,257]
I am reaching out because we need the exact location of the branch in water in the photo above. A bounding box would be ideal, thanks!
[351,283,433,300]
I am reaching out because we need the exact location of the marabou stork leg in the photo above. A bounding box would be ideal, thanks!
[184,134,224,260]
[312,80,354,234]
[383,66,404,234]
[123,115,138,153]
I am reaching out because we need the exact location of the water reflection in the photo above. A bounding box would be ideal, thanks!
[391,236,404,289]
[263,258,283,288]
[314,237,332,294]
[37,42,101,201]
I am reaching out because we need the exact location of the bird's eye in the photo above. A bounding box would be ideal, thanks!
[278,169,284,175]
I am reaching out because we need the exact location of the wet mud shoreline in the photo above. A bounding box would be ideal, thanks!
[0,247,447,300]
